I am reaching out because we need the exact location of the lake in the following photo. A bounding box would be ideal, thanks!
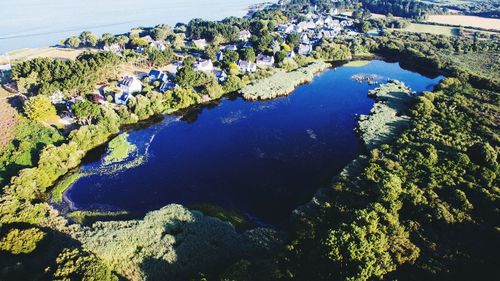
[65,60,443,225]
[0,0,269,53]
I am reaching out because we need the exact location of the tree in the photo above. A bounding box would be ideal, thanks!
[0,227,46,254]
[240,47,256,62]
[206,44,219,61]
[274,51,288,64]
[254,33,273,53]
[286,33,300,49]
[79,31,98,47]
[65,36,81,48]
[72,100,101,125]
[222,50,239,68]
[361,22,372,33]
[24,95,56,121]
[175,65,198,88]
[130,37,149,48]
[151,24,172,41]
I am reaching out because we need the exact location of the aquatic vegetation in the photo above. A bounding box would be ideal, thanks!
[103,133,136,165]
[188,204,254,231]
[357,81,413,150]
[344,60,372,67]
[240,62,330,100]
[50,173,82,203]
[67,210,132,226]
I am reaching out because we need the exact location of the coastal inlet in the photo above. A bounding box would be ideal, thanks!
[64,60,443,225]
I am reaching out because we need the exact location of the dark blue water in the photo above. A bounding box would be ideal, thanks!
[66,60,442,224]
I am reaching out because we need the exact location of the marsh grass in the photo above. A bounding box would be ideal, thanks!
[240,62,330,100]
[50,173,82,203]
[188,204,254,231]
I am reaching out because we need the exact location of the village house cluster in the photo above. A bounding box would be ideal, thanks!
[0,5,359,124]
[92,7,356,109]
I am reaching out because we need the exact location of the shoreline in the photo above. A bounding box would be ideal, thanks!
[0,0,277,54]
[293,80,420,220]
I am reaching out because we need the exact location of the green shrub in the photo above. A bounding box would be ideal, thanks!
[0,227,46,255]
[23,95,56,121]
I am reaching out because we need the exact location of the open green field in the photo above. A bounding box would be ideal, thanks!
[393,23,459,36]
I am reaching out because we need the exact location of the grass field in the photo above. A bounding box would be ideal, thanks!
[425,15,500,31]
[6,47,89,62]
[399,23,459,36]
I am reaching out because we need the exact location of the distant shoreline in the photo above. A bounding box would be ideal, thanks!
[0,0,277,54]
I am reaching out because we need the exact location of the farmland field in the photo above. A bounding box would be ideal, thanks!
[424,15,500,31]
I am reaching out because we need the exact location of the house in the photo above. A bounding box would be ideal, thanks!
[298,44,313,55]
[165,62,181,76]
[114,90,130,105]
[256,54,275,67]
[148,69,168,82]
[141,36,154,43]
[216,51,224,61]
[0,55,11,76]
[192,39,208,49]
[222,44,238,51]
[340,20,354,27]
[297,21,316,31]
[238,60,257,73]
[301,34,311,44]
[103,43,123,54]
[321,29,338,39]
[324,16,334,26]
[314,18,325,27]
[119,76,142,94]
[277,24,294,34]
[212,70,228,82]
[0,63,11,78]
[194,59,214,72]
[160,81,177,93]
[243,42,254,48]
[293,25,303,33]
[151,41,166,51]
[239,30,252,41]
[49,91,64,104]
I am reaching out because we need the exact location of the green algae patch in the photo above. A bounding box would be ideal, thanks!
[50,173,83,203]
[67,210,133,226]
[344,60,371,67]
[188,204,253,231]
[104,133,136,165]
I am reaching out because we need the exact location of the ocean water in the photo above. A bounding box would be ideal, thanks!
[0,0,268,53]
[66,60,443,225]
